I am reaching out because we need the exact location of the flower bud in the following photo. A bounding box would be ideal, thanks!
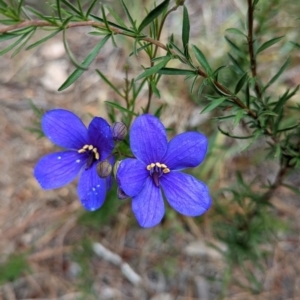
[117,187,129,200]
[112,122,127,141]
[113,160,121,178]
[96,160,112,178]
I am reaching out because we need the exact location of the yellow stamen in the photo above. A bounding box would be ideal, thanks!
[92,148,97,153]
[161,164,167,169]
[155,162,161,168]
[95,152,100,160]
[78,149,86,153]
[88,145,93,150]
[163,168,170,174]
[83,145,89,150]
[146,165,152,170]
[150,163,155,168]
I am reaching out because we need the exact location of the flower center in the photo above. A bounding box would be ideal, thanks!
[146,162,170,187]
[78,144,100,169]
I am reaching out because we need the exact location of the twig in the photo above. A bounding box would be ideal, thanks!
[247,0,262,100]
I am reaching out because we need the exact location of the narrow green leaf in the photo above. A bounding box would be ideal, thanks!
[277,123,299,132]
[86,0,98,18]
[256,36,284,54]
[58,35,110,91]
[61,0,82,16]
[17,0,25,17]
[0,32,30,55]
[11,29,35,57]
[192,45,213,75]
[201,97,227,114]
[227,53,244,74]
[100,4,111,32]
[182,5,190,52]
[290,41,300,49]
[105,101,137,116]
[150,80,161,98]
[96,69,124,97]
[190,75,198,94]
[234,72,248,94]
[120,0,135,29]
[76,0,84,16]
[26,30,61,50]
[224,36,244,57]
[157,67,195,76]
[0,19,19,25]
[105,4,127,28]
[25,6,57,24]
[218,126,254,139]
[225,28,246,37]
[263,57,290,92]
[0,33,19,42]
[135,55,171,81]
[56,0,62,21]
[129,43,151,56]
[138,0,170,32]
[233,110,244,127]
[90,14,134,33]
[168,40,185,57]
[63,28,88,70]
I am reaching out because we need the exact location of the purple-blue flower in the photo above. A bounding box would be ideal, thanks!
[34,109,114,211]
[116,114,211,228]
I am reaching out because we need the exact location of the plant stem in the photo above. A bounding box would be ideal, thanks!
[247,0,262,100]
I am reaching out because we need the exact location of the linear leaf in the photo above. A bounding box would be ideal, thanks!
[63,28,88,70]
[129,43,151,56]
[26,30,61,50]
[0,33,19,42]
[218,126,254,139]
[263,57,290,91]
[58,35,110,91]
[135,55,171,81]
[0,32,31,55]
[11,29,35,57]
[256,36,284,54]
[201,97,227,114]
[138,0,170,32]
[234,72,248,94]
[157,67,195,76]
[150,80,161,98]
[96,69,124,97]
[56,0,62,21]
[105,101,137,115]
[105,4,127,28]
[192,45,213,75]
[182,5,190,52]
[227,53,244,74]
[225,28,246,37]
[120,0,135,29]
[224,36,244,57]
[61,0,82,16]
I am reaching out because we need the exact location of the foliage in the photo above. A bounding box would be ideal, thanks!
[0,0,299,296]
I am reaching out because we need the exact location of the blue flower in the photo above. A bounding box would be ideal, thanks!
[34,109,114,211]
[116,114,212,228]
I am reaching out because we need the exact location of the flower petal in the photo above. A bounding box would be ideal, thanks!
[88,117,114,160]
[132,177,164,228]
[34,151,86,189]
[42,109,88,149]
[161,171,211,216]
[77,163,107,211]
[117,158,148,197]
[163,132,208,170]
[130,114,168,164]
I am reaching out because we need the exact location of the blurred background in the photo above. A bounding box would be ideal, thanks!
[0,0,300,299]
